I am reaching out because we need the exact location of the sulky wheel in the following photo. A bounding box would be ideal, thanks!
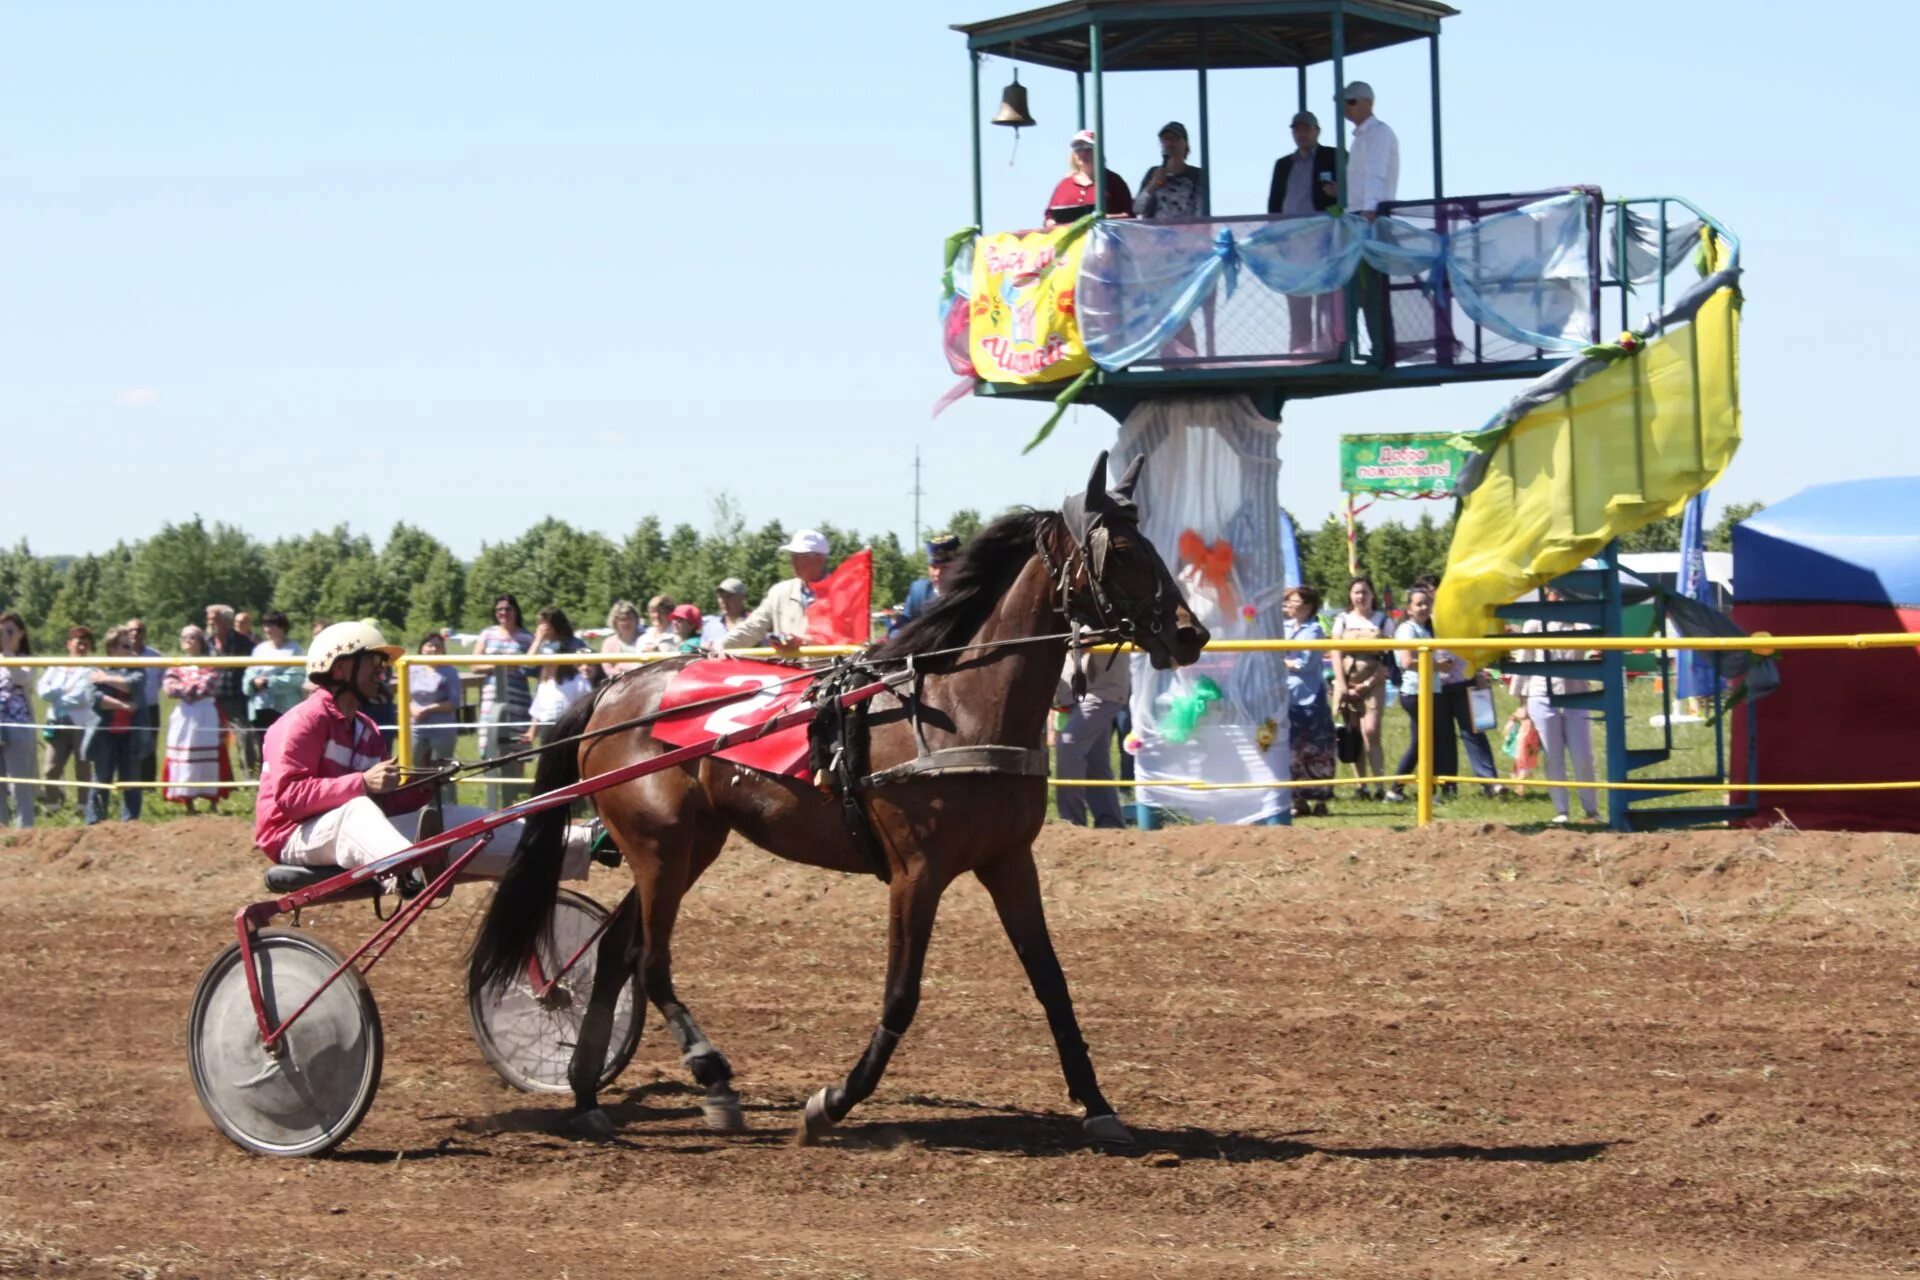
[466,888,642,1094]
[187,929,383,1157]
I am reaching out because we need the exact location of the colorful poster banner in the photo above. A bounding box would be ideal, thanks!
[968,224,1092,385]
[1339,431,1475,498]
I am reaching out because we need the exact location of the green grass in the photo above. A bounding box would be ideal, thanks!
[1099,675,1731,832]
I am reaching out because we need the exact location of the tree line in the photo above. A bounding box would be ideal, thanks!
[0,497,1761,647]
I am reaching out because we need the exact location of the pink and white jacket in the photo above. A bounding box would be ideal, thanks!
[253,687,430,858]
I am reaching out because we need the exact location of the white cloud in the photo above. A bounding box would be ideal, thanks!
[114,387,160,407]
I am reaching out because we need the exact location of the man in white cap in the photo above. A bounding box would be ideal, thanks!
[1340,81,1399,216]
[725,531,832,650]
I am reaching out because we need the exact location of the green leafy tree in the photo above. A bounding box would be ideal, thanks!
[1616,513,1684,555]
[0,540,62,637]
[376,523,462,629]
[41,545,139,638]
[130,517,271,631]
[269,526,376,630]
[402,548,467,642]
[467,518,622,631]
[866,531,913,608]
[740,521,791,598]
[1303,513,1360,603]
[320,550,388,632]
[942,509,985,547]
[1710,500,1764,552]
[617,516,667,607]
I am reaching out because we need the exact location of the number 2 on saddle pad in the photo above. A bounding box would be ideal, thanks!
[650,661,816,778]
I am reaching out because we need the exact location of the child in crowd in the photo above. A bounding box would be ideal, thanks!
[1502,703,1542,786]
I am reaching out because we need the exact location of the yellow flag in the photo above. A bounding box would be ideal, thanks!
[1435,284,1742,658]
[968,223,1093,385]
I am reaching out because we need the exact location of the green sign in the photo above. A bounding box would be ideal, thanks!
[1339,431,1473,498]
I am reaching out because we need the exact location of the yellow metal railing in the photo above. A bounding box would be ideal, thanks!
[4,630,1914,824]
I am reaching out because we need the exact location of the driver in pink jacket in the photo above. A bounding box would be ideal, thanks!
[255,622,436,867]
[255,620,598,878]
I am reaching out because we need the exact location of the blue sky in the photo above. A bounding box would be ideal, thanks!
[3,0,1911,558]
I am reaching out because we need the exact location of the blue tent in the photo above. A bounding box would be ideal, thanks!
[1735,477,1920,607]
[1733,477,1920,831]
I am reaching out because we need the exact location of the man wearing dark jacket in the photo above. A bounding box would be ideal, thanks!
[1267,110,1342,354]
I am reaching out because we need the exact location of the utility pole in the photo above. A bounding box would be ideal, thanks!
[911,448,926,550]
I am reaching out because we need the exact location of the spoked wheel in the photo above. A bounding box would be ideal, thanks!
[187,929,383,1157]
[467,888,642,1094]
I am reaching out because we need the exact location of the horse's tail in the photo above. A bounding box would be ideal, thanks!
[468,690,598,994]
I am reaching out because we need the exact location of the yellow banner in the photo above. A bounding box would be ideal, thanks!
[968,224,1092,384]
[1436,284,1743,660]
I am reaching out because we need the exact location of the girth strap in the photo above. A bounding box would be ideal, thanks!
[807,661,892,884]
[862,746,1050,788]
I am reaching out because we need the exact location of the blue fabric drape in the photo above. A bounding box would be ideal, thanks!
[1074,192,1595,370]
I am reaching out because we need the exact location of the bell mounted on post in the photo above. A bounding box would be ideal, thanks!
[991,70,1036,132]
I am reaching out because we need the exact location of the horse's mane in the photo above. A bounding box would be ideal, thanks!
[869,509,1053,667]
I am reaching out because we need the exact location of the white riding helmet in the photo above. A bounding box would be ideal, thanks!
[306,620,404,680]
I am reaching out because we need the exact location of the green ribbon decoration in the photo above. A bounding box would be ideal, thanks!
[940,225,980,300]
[1020,368,1095,455]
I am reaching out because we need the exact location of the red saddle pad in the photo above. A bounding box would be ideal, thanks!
[649,659,818,778]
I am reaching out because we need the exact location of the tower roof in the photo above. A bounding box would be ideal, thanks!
[953,0,1458,72]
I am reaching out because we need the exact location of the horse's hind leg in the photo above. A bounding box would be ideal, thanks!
[975,847,1131,1145]
[568,888,639,1140]
[629,818,745,1134]
[654,825,743,1132]
[795,869,946,1145]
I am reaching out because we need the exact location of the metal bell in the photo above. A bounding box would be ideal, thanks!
[991,72,1035,129]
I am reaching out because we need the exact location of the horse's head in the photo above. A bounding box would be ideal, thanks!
[1056,451,1210,670]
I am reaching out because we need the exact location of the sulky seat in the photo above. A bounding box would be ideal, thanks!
[263,862,382,901]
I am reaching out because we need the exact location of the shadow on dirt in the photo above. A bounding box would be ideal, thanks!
[808,1095,1620,1163]
[452,1085,1619,1164]
[454,1079,791,1150]
[844,1116,1616,1163]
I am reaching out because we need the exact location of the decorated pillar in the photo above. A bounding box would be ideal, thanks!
[1112,396,1290,825]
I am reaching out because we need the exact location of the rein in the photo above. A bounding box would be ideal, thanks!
[403,513,1132,788]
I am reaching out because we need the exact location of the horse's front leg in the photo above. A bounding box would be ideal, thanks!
[794,869,945,1144]
[975,847,1132,1145]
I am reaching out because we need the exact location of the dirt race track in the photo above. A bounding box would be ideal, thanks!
[4,818,1920,1279]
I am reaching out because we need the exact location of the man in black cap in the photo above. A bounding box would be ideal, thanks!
[1136,121,1204,221]
[1268,109,1342,354]
[895,533,960,630]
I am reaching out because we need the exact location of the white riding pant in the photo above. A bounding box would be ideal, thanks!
[1528,696,1598,818]
[278,795,592,880]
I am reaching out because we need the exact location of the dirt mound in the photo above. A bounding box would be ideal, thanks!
[3,817,1920,1277]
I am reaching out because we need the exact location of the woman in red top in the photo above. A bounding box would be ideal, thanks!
[1043,129,1133,228]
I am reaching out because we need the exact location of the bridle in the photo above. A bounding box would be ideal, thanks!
[1035,509,1170,648]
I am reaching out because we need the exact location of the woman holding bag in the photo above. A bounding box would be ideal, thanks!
[1329,577,1390,800]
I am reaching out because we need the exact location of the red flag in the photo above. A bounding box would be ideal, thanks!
[804,548,873,645]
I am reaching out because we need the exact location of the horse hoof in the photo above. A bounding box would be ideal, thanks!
[1083,1113,1134,1146]
[702,1094,747,1134]
[570,1108,617,1142]
[792,1086,836,1146]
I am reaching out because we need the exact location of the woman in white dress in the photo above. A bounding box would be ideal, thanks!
[162,625,233,812]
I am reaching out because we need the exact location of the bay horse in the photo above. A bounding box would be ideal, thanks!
[470,451,1207,1146]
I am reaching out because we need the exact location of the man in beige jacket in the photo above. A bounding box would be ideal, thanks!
[724,530,831,650]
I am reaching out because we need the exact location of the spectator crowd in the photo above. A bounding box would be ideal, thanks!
[1,500,1605,834]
